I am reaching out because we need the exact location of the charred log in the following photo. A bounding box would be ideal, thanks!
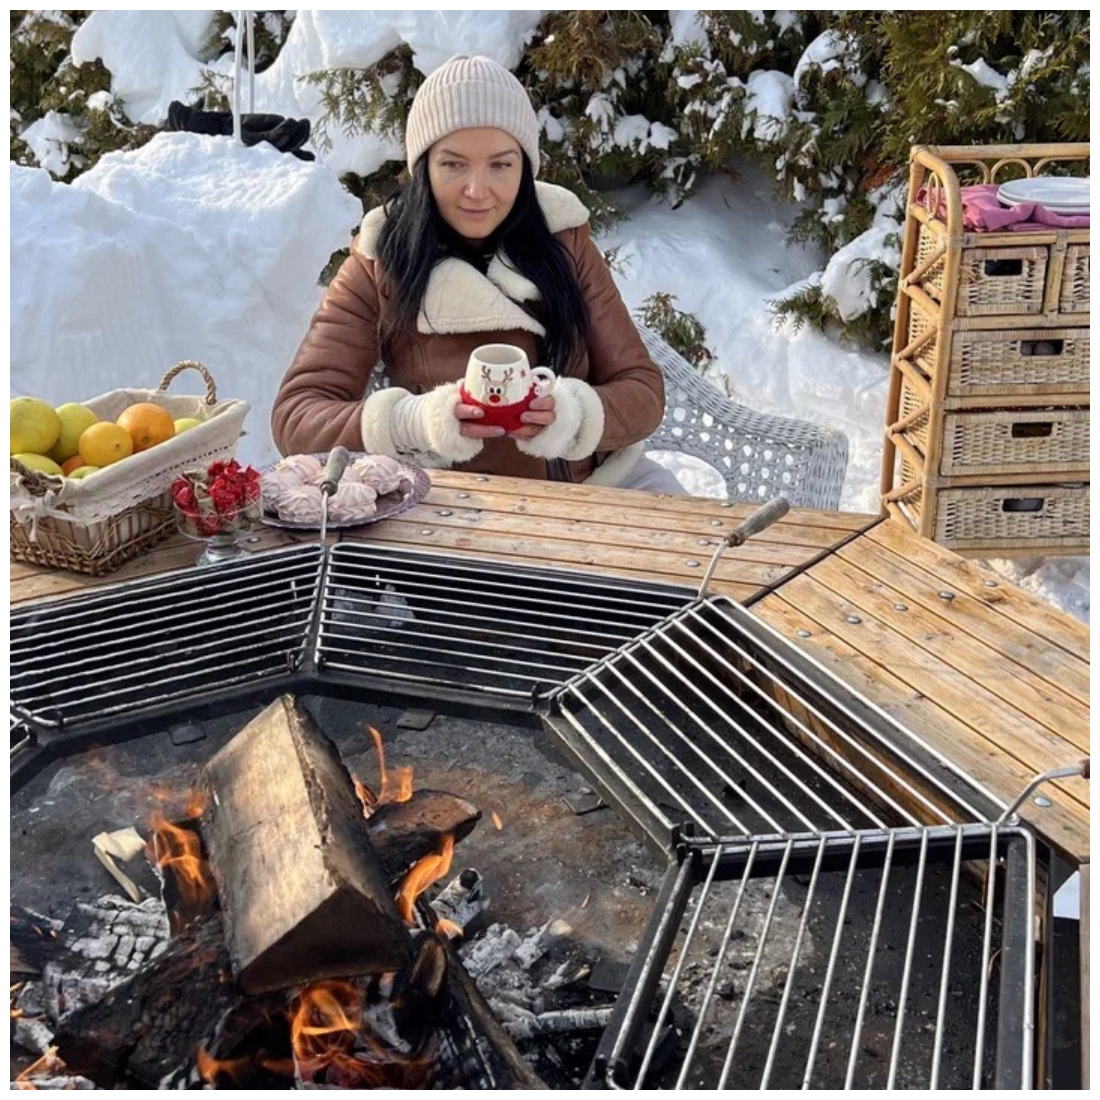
[52,913,238,1089]
[367,790,481,879]
[10,906,63,977]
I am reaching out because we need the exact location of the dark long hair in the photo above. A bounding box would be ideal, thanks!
[376,155,589,374]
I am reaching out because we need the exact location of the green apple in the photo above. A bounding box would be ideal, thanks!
[173,417,204,434]
[48,403,99,463]
[13,452,64,476]
[67,465,102,479]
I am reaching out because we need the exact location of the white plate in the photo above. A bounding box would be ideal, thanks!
[996,177,1090,212]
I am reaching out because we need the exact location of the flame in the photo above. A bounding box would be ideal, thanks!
[185,788,207,819]
[254,980,435,1088]
[395,834,455,925]
[284,981,364,1081]
[435,918,463,939]
[368,726,413,808]
[352,773,376,817]
[491,811,503,830]
[14,1047,66,1089]
[149,813,214,908]
[196,1045,254,1086]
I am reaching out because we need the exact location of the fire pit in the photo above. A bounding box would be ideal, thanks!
[9,542,1043,1089]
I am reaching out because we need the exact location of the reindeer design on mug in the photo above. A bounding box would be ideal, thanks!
[479,364,518,407]
[460,344,558,432]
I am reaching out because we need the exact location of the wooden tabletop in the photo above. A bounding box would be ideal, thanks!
[754,520,1091,864]
[10,471,1089,862]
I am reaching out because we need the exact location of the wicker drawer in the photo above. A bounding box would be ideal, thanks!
[905,308,1090,398]
[896,460,1089,552]
[941,407,1090,476]
[1060,244,1089,313]
[936,482,1089,551]
[917,224,1048,316]
[896,376,1088,474]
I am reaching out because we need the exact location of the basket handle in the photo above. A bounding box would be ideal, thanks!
[10,457,65,498]
[158,360,218,406]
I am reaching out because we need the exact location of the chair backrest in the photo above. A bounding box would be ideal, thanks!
[636,323,848,510]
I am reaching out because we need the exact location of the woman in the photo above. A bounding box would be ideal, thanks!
[272,55,682,492]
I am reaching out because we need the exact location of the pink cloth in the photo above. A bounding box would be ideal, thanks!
[918,183,1090,232]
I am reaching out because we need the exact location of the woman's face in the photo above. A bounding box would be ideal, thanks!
[427,127,523,244]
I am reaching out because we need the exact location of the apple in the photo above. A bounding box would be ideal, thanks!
[173,417,204,434]
[48,403,99,463]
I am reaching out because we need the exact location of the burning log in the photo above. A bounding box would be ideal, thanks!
[367,790,481,880]
[199,696,411,994]
[52,914,239,1088]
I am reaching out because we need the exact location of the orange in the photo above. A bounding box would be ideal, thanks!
[78,422,134,467]
[116,402,175,453]
[60,454,86,476]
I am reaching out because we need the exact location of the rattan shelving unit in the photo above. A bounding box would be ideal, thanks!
[881,143,1090,557]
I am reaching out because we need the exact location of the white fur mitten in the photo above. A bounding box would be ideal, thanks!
[513,377,605,461]
[360,383,483,466]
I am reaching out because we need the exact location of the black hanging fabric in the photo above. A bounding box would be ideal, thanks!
[166,101,315,161]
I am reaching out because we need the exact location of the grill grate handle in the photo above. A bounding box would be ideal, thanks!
[321,446,351,496]
[728,496,791,547]
[698,496,790,597]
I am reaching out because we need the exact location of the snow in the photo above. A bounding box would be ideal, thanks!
[741,70,795,143]
[69,10,546,179]
[10,134,361,470]
[18,111,79,177]
[796,29,862,95]
[71,11,218,125]
[793,30,853,91]
[819,191,903,321]
[773,12,801,36]
[668,10,709,52]
[951,55,1010,96]
[601,169,892,517]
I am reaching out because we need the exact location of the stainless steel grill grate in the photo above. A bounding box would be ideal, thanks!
[10,546,321,737]
[546,597,1001,849]
[315,544,693,700]
[591,824,1034,1090]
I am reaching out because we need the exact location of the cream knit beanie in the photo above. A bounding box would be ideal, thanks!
[405,55,540,175]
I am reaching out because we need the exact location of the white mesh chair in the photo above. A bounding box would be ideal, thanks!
[637,324,848,510]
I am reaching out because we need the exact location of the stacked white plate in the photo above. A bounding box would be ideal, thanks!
[995,176,1090,215]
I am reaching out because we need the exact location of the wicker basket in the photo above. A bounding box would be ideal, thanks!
[894,457,1089,553]
[940,407,1090,476]
[937,483,1090,550]
[915,225,1050,317]
[905,306,1090,399]
[10,362,250,576]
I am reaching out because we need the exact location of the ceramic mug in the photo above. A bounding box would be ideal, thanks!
[459,344,556,431]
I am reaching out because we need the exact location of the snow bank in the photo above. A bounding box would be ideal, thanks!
[10,133,362,469]
[819,193,903,321]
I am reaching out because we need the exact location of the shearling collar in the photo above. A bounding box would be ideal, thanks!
[354,182,589,337]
